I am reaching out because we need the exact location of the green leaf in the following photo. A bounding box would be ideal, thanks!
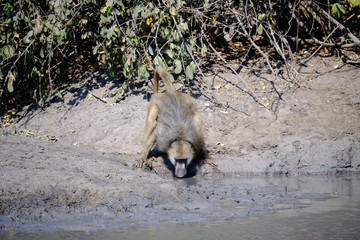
[138,64,149,80]
[27,30,34,38]
[100,15,110,24]
[92,45,99,55]
[166,49,174,59]
[154,55,166,69]
[133,5,141,19]
[40,48,44,58]
[338,4,346,14]
[107,26,115,39]
[350,0,360,6]
[201,44,207,56]
[148,46,154,55]
[100,6,109,14]
[173,31,180,42]
[168,73,175,83]
[257,23,263,35]
[179,22,189,34]
[331,3,345,18]
[173,60,182,74]
[162,28,170,39]
[53,27,60,36]
[3,45,15,59]
[185,61,196,80]
[185,65,194,80]
[258,13,266,21]
[3,3,14,12]
[203,1,210,12]
[34,23,43,35]
[7,77,14,93]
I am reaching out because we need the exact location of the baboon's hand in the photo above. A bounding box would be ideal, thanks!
[134,155,155,170]
[134,156,145,169]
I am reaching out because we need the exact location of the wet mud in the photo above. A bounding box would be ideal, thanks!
[0,57,359,232]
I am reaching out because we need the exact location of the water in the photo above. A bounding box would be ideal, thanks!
[1,175,359,240]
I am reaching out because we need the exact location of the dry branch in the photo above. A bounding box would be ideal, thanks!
[307,1,360,46]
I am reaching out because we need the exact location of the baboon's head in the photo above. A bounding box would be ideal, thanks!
[168,140,195,178]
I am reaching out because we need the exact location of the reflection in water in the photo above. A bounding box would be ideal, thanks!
[1,175,359,240]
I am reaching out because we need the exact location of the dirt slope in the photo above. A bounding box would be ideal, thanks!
[0,57,359,230]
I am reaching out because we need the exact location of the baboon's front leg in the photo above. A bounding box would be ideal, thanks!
[135,102,158,168]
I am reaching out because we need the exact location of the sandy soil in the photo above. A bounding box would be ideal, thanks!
[0,57,359,230]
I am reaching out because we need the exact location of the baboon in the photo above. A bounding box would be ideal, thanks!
[136,67,206,178]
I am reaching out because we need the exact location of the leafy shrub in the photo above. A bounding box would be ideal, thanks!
[1,0,100,106]
[0,0,359,111]
[95,0,202,82]
[1,0,204,108]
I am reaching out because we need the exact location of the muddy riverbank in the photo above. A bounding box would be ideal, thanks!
[0,57,359,231]
[1,174,359,238]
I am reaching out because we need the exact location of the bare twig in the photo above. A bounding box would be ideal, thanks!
[301,22,342,63]
[48,32,54,90]
[287,36,356,48]
[204,36,267,107]
[308,1,360,46]
[231,7,280,82]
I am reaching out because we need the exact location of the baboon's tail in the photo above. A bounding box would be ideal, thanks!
[154,67,175,93]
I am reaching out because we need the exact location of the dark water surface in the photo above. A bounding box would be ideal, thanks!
[1,175,359,240]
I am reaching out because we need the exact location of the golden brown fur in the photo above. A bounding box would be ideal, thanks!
[136,67,206,177]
